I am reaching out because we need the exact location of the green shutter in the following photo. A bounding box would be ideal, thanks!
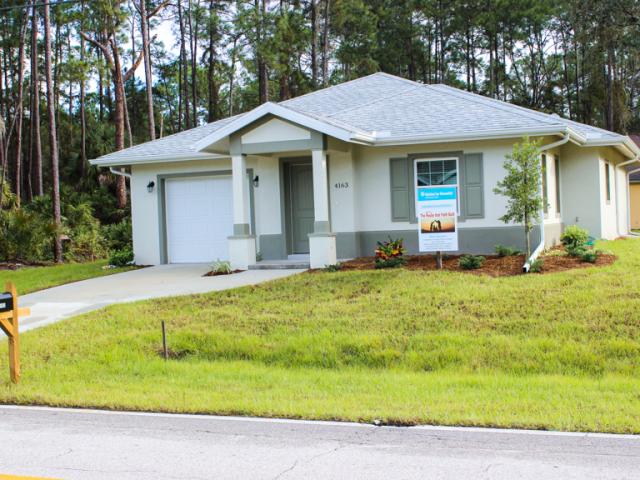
[389,157,415,222]
[461,153,484,219]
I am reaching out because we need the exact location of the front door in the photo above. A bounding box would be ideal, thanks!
[287,162,314,254]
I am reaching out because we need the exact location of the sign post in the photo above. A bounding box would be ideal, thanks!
[416,186,459,267]
[0,282,30,384]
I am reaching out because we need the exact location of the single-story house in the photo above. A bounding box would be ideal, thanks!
[91,73,640,269]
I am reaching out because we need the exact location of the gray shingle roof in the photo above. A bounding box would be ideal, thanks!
[93,72,632,165]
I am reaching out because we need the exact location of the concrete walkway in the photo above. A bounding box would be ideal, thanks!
[0,406,638,480]
[19,264,304,332]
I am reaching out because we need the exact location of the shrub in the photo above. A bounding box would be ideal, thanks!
[324,263,343,272]
[210,259,233,274]
[459,254,485,270]
[581,250,599,263]
[102,218,132,252]
[494,244,520,257]
[529,258,544,273]
[374,237,406,269]
[561,225,589,251]
[565,244,587,257]
[109,249,134,267]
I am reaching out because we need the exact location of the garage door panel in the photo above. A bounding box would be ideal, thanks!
[165,176,234,263]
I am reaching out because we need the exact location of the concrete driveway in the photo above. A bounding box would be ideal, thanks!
[19,265,303,332]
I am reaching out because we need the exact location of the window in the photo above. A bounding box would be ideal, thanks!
[541,154,548,214]
[605,162,611,202]
[415,158,458,187]
[414,157,459,213]
[554,156,561,215]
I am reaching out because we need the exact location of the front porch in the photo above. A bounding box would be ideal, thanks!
[223,123,342,270]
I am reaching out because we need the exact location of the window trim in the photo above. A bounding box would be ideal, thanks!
[541,154,549,216]
[554,156,561,217]
[413,156,460,215]
[605,161,611,204]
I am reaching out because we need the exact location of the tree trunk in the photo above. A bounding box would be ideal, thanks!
[139,0,155,140]
[30,0,43,197]
[321,0,330,86]
[44,0,62,263]
[188,0,198,126]
[207,0,219,122]
[256,0,268,104]
[79,1,87,178]
[13,15,28,207]
[311,0,318,87]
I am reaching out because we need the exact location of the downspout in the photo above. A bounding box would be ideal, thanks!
[523,132,571,272]
[109,167,132,179]
[614,154,640,237]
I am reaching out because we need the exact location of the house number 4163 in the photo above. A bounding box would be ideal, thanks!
[334,182,350,189]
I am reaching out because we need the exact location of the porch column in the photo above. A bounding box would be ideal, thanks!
[228,154,256,270]
[309,148,337,268]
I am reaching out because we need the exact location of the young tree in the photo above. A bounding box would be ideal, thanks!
[30,0,43,198]
[494,137,544,257]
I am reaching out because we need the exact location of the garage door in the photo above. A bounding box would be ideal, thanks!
[165,176,233,263]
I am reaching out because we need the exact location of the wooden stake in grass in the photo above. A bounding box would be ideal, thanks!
[161,320,168,360]
[436,251,443,269]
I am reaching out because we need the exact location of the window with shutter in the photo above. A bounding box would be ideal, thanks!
[389,157,412,222]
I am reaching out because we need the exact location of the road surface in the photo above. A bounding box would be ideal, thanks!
[0,406,638,479]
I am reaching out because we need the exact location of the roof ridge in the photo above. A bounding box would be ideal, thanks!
[428,84,564,128]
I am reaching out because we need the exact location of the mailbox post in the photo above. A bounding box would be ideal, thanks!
[0,282,30,383]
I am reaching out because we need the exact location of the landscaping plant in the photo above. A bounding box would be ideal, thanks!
[494,244,520,257]
[493,137,543,257]
[529,258,544,272]
[109,249,134,267]
[210,259,233,275]
[459,254,485,270]
[561,225,589,252]
[374,237,407,268]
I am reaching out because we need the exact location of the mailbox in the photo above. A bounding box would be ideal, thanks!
[0,292,13,313]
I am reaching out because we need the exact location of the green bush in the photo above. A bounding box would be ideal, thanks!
[561,225,589,251]
[494,244,520,257]
[102,218,132,252]
[324,263,343,272]
[529,258,544,273]
[566,244,587,257]
[374,257,406,269]
[109,248,134,267]
[0,207,55,262]
[581,250,599,263]
[459,254,485,270]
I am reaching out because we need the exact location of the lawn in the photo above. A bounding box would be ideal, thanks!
[0,239,639,433]
[0,260,136,295]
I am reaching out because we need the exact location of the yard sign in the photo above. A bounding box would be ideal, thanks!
[416,186,459,252]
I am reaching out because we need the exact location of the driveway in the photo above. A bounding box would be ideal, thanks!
[19,265,303,332]
[0,406,638,480]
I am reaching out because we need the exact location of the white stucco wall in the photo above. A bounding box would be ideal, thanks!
[598,147,629,239]
[352,139,521,232]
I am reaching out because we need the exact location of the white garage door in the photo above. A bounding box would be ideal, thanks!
[165,176,233,263]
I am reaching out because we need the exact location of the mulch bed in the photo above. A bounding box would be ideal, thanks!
[332,249,616,277]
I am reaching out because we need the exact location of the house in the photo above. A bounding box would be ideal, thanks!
[91,73,640,269]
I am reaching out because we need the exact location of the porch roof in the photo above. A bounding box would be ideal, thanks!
[92,72,640,167]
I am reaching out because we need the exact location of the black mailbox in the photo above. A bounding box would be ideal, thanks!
[0,292,13,313]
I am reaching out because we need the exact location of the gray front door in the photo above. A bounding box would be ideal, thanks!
[288,163,314,254]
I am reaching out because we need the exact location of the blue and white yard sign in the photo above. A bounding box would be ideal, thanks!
[416,186,459,252]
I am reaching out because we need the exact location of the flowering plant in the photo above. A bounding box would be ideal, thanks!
[374,237,406,268]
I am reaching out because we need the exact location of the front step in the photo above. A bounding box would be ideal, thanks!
[249,261,310,270]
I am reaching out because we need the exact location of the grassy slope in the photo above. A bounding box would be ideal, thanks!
[0,239,639,432]
[0,261,135,295]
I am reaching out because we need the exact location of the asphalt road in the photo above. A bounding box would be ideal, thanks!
[0,406,638,480]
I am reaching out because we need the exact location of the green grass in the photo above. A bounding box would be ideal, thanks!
[0,260,136,295]
[1,239,640,433]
